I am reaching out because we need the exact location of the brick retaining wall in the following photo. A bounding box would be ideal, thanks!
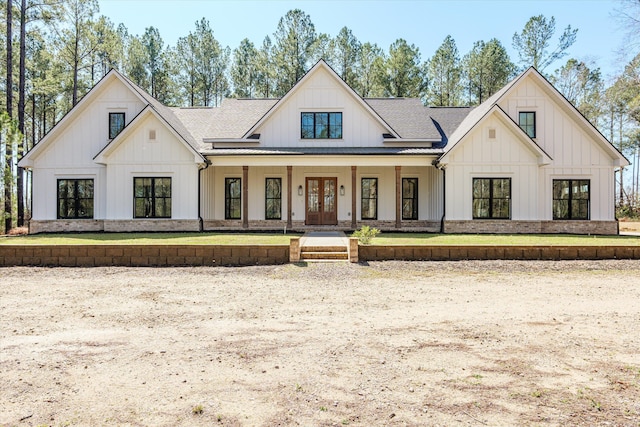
[2,243,639,267]
[358,245,640,261]
[0,245,290,267]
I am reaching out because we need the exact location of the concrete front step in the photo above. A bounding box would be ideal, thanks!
[300,251,349,260]
[301,245,347,253]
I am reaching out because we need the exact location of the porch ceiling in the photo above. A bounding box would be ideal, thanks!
[203,147,442,167]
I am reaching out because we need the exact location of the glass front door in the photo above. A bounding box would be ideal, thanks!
[305,177,337,225]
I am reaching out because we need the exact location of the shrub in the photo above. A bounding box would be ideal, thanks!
[352,225,380,245]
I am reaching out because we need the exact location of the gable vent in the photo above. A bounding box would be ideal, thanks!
[148,129,157,141]
[488,128,496,139]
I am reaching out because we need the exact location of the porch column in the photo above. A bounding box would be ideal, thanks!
[287,166,292,229]
[242,166,249,228]
[395,166,401,229]
[351,166,357,229]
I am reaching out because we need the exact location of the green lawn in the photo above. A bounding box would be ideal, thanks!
[1,232,639,246]
[0,232,296,245]
[370,233,640,246]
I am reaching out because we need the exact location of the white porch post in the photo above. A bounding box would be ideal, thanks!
[242,166,248,228]
[395,166,401,229]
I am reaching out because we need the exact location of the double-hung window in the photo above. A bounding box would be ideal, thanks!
[472,178,511,219]
[553,179,590,220]
[361,178,378,220]
[402,178,418,220]
[57,179,94,219]
[109,112,125,139]
[134,177,171,218]
[518,112,536,138]
[225,178,242,220]
[265,178,282,220]
[301,112,342,139]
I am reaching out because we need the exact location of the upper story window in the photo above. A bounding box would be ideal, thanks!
[109,112,125,139]
[518,112,536,138]
[301,112,342,139]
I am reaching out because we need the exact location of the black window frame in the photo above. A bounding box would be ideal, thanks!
[265,177,282,220]
[402,177,418,220]
[109,112,126,139]
[225,177,242,220]
[57,178,94,219]
[553,179,590,220]
[361,177,378,220]
[301,112,343,139]
[472,178,512,220]
[133,177,172,219]
[518,111,536,138]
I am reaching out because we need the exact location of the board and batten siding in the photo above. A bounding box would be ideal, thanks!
[444,115,540,221]
[499,75,617,220]
[255,66,387,147]
[30,78,146,220]
[103,114,199,219]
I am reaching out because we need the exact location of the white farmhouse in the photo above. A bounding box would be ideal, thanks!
[18,60,629,234]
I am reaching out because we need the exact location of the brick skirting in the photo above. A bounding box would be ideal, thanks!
[1,243,639,267]
[444,220,619,235]
[29,219,201,234]
[0,245,289,267]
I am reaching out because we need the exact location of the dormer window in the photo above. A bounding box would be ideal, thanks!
[109,112,125,139]
[301,112,342,139]
[518,112,536,138]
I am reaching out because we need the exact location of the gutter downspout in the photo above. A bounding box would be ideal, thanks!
[434,160,446,233]
[198,159,211,232]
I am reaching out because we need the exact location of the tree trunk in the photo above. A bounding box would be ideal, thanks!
[5,0,14,233]
[17,0,26,227]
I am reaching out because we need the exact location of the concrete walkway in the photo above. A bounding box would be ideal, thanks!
[299,231,349,248]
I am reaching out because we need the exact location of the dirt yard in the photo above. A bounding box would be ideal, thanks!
[2,261,640,426]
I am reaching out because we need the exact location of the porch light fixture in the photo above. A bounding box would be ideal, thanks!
[298,185,303,196]
[340,185,345,196]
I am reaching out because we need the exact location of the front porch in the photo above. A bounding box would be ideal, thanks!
[200,157,443,232]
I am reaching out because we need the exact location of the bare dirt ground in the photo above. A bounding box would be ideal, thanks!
[2,261,640,427]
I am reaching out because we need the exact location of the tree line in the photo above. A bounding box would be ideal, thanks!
[2,0,639,232]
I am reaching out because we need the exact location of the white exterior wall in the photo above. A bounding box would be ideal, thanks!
[256,67,387,147]
[445,115,540,220]
[30,78,146,220]
[103,114,199,219]
[499,75,616,220]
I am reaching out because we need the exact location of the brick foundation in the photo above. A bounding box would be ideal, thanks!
[28,219,201,234]
[29,220,105,234]
[444,220,619,235]
[203,219,440,232]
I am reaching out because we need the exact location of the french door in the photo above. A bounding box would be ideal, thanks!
[305,177,337,225]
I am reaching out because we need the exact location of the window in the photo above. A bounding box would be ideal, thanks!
[553,179,590,220]
[301,112,342,139]
[225,178,241,220]
[265,178,282,220]
[361,178,378,220]
[518,112,536,138]
[57,179,94,219]
[109,112,125,139]
[402,178,418,220]
[473,178,511,219]
[134,177,171,218]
